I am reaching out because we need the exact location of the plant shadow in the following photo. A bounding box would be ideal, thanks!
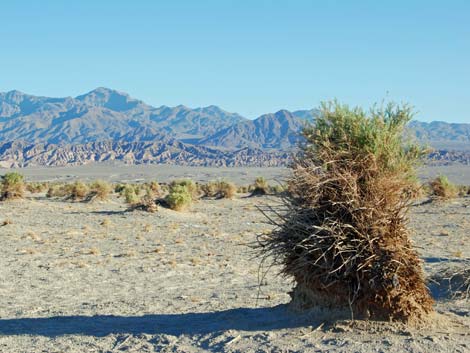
[0,305,320,338]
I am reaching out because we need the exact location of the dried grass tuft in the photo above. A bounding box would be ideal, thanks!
[430,176,458,200]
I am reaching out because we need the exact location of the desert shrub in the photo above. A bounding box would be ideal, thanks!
[1,172,25,200]
[114,183,126,193]
[201,180,237,199]
[133,184,144,196]
[457,185,470,197]
[170,179,199,200]
[430,175,457,200]
[46,183,68,198]
[165,184,192,211]
[148,180,161,195]
[218,181,237,199]
[88,180,112,201]
[250,176,269,196]
[259,101,433,323]
[160,183,169,194]
[122,185,140,205]
[128,188,158,213]
[237,185,250,194]
[403,176,425,199]
[67,181,89,201]
[271,183,287,195]
[201,181,219,198]
[26,182,48,194]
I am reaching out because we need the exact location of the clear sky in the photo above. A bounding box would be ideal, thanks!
[0,0,468,123]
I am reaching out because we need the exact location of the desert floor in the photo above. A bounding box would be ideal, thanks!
[5,162,470,185]
[0,187,469,352]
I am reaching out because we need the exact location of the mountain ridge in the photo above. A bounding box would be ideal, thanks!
[1,88,469,167]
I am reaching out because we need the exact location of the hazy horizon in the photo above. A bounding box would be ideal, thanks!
[1,1,469,123]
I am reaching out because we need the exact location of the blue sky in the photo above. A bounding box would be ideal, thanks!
[0,0,468,123]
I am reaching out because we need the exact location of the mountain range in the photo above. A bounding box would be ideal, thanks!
[0,88,469,167]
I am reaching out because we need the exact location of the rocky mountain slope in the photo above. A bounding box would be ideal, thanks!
[0,140,290,168]
[199,109,313,149]
[0,88,246,144]
[0,88,469,167]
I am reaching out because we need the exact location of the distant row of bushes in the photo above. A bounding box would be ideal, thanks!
[2,171,467,206]
[0,173,289,211]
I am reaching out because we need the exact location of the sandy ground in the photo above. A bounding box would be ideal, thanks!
[3,162,470,185]
[0,189,469,352]
[0,164,289,185]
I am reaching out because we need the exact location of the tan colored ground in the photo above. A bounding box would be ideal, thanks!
[0,192,469,352]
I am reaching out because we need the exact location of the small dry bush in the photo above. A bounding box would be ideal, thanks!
[259,101,433,323]
[403,176,425,199]
[457,185,470,197]
[148,180,161,196]
[165,184,192,211]
[237,185,250,194]
[26,182,48,194]
[88,180,112,201]
[114,183,126,193]
[218,181,237,199]
[271,183,287,195]
[66,181,89,201]
[1,172,25,200]
[201,180,237,199]
[430,175,457,200]
[46,183,68,198]
[250,176,269,196]
[128,188,158,212]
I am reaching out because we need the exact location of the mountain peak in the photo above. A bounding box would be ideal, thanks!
[75,87,141,112]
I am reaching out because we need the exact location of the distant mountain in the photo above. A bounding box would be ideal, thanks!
[408,121,470,150]
[0,88,247,145]
[200,109,315,149]
[0,88,469,168]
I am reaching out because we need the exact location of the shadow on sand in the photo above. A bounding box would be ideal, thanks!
[0,305,318,337]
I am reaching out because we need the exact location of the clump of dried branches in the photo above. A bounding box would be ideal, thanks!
[259,101,434,323]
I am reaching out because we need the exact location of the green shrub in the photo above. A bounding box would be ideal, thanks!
[1,172,25,200]
[165,184,192,211]
[170,179,199,200]
[260,101,433,322]
[123,185,139,205]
